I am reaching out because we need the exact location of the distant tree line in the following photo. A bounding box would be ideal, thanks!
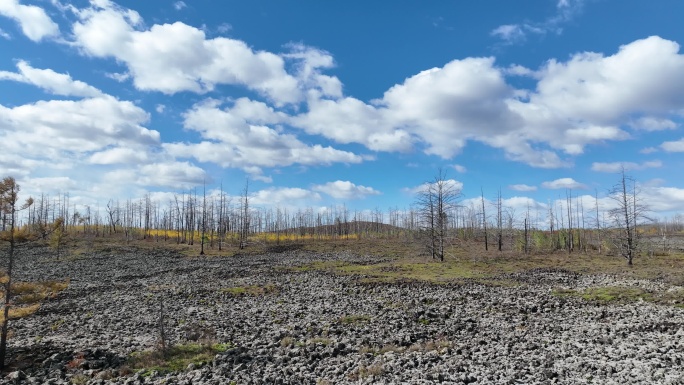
[2,172,682,260]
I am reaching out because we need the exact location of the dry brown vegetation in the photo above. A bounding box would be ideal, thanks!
[0,276,69,322]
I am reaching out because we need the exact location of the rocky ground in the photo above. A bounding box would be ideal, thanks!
[3,243,684,384]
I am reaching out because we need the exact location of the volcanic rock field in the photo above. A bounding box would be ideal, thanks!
[4,244,684,384]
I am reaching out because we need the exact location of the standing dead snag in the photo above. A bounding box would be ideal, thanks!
[480,188,488,251]
[0,177,34,369]
[594,189,602,254]
[495,189,503,252]
[415,170,462,261]
[239,180,250,249]
[200,181,207,255]
[608,170,649,265]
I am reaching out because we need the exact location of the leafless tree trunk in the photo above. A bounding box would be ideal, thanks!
[595,190,602,254]
[415,169,461,261]
[578,195,585,252]
[0,178,17,369]
[106,200,117,234]
[481,188,488,251]
[200,182,207,255]
[566,190,573,253]
[0,177,33,369]
[239,180,250,249]
[609,169,649,266]
[496,189,503,252]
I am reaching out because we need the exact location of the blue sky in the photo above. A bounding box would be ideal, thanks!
[2,0,684,222]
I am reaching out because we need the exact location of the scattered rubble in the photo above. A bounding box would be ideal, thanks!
[4,245,684,384]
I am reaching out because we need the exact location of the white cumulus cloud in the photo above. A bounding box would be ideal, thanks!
[104,161,207,189]
[491,0,585,44]
[591,160,662,173]
[541,178,587,190]
[71,2,306,104]
[88,146,150,165]
[491,24,526,43]
[405,179,464,195]
[661,138,684,152]
[629,117,677,131]
[251,187,321,206]
[0,95,159,160]
[163,98,364,173]
[0,0,59,41]
[0,60,103,97]
[379,57,520,158]
[312,181,381,200]
[509,184,537,192]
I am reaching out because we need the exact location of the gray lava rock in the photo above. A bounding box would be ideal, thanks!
[4,245,684,384]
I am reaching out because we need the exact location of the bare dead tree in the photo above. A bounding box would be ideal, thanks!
[608,169,650,265]
[106,200,118,234]
[496,189,503,252]
[594,189,602,253]
[524,203,530,254]
[185,193,195,246]
[578,194,586,252]
[557,200,565,251]
[0,177,34,369]
[239,180,250,249]
[200,181,207,255]
[481,188,488,251]
[415,169,462,261]
[566,189,573,253]
[173,194,183,244]
[217,183,226,251]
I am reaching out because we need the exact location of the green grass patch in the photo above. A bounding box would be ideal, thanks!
[307,337,332,345]
[51,318,65,331]
[289,240,684,287]
[661,287,684,306]
[339,314,371,324]
[128,343,232,374]
[301,237,418,259]
[581,286,653,302]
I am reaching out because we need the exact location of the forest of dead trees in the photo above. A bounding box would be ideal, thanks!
[2,175,683,258]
